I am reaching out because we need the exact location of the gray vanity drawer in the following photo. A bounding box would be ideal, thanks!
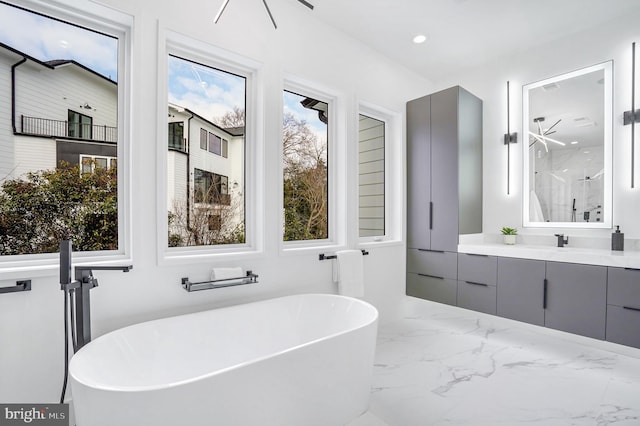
[407,272,457,306]
[606,305,640,349]
[458,253,497,285]
[407,249,457,279]
[457,279,497,315]
[607,267,640,308]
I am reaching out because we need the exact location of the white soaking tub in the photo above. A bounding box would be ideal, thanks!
[69,293,379,426]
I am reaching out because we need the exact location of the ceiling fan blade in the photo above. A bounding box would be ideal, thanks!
[214,0,231,23]
[544,119,562,136]
[262,0,277,28]
[297,0,314,10]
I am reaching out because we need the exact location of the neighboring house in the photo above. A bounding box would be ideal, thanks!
[0,42,244,235]
[167,103,245,232]
[0,42,118,181]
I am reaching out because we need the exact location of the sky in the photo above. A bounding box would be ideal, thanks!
[0,2,118,81]
[168,55,246,124]
[283,90,328,143]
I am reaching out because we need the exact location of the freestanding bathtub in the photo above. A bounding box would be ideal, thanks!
[69,293,379,426]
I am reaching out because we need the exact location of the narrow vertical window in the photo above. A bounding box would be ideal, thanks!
[167,55,246,247]
[358,114,385,238]
[282,90,328,241]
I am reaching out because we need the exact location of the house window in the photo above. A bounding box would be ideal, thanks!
[194,169,229,205]
[358,114,385,238]
[282,90,328,241]
[167,54,246,248]
[80,155,117,174]
[168,122,185,151]
[208,133,222,155]
[222,139,228,158]
[0,1,126,261]
[68,110,93,139]
[200,128,207,150]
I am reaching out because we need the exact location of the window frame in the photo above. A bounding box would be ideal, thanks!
[357,101,402,246]
[0,0,133,277]
[159,29,263,264]
[280,76,346,254]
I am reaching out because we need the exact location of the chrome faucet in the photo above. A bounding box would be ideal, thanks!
[554,234,569,248]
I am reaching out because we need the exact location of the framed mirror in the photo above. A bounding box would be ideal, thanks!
[523,61,613,228]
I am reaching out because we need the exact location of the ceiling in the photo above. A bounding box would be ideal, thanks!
[308,0,640,82]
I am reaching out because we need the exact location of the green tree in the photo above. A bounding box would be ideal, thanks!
[0,161,118,255]
[283,112,328,241]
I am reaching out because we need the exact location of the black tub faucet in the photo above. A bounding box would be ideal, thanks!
[554,234,569,247]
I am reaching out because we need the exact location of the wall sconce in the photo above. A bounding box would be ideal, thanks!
[504,81,518,195]
[623,42,639,188]
[81,102,93,110]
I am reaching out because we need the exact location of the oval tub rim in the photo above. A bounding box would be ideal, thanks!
[69,293,379,393]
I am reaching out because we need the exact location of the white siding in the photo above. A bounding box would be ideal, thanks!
[358,114,385,237]
[167,150,188,210]
[0,52,16,180]
[15,62,117,133]
[14,135,56,178]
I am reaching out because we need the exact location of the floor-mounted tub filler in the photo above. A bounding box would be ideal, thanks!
[69,294,379,426]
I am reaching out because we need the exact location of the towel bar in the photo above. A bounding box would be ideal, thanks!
[0,280,31,294]
[319,250,369,261]
[182,271,258,292]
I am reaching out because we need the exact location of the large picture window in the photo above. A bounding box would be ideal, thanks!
[167,54,246,247]
[0,1,124,257]
[282,90,328,241]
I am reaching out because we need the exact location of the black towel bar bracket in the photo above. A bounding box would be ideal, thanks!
[0,280,31,294]
[182,271,258,292]
[319,249,369,261]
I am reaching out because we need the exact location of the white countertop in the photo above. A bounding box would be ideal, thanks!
[458,243,640,269]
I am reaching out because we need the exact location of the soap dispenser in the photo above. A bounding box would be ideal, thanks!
[612,225,624,251]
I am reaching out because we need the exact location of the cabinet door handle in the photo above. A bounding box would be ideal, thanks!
[417,249,445,253]
[429,202,433,230]
[623,306,640,312]
[624,267,640,271]
[465,280,488,287]
[543,278,548,310]
[418,273,444,280]
[465,253,489,257]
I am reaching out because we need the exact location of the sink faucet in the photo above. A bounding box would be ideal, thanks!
[554,234,569,247]
[60,240,132,352]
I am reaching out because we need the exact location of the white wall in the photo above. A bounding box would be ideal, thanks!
[434,10,640,244]
[0,0,433,403]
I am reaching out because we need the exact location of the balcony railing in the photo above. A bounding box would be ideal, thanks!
[20,115,117,143]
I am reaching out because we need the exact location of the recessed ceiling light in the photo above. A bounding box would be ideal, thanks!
[413,34,427,44]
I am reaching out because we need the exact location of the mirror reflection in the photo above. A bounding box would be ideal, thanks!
[523,61,612,228]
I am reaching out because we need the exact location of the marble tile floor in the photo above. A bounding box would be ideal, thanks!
[350,298,640,426]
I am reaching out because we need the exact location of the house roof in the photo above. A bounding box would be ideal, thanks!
[0,42,116,85]
[168,103,245,138]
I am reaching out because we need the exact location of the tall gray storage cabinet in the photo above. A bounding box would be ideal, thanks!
[406,86,483,303]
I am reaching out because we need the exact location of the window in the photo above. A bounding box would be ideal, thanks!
[167,54,246,248]
[208,132,222,155]
[68,110,94,139]
[168,122,185,151]
[0,1,128,261]
[282,90,328,241]
[80,155,117,174]
[222,139,228,158]
[358,114,385,238]
[200,128,207,150]
[194,169,229,205]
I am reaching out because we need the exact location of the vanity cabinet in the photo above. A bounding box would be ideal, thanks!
[496,257,546,326]
[406,86,482,302]
[457,253,497,314]
[544,262,607,340]
[407,249,457,306]
[606,267,640,349]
